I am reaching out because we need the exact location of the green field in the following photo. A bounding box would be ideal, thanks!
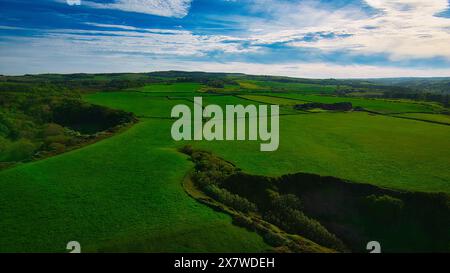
[85,92,450,193]
[392,113,450,125]
[266,93,442,114]
[192,112,450,193]
[129,83,203,93]
[238,94,302,106]
[1,82,449,252]
[0,113,269,252]
[237,80,338,94]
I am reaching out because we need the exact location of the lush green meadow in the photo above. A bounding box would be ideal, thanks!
[0,114,269,252]
[128,82,203,93]
[266,93,442,114]
[236,80,338,94]
[392,113,450,125]
[238,94,302,106]
[1,78,449,252]
[193,112,450,193]
[86,90,450,193]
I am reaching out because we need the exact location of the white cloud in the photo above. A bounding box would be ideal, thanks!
[66,0,81,6]
[0,24,258,64]
[84,0,193,18]
[4,37,450,78]
[240,0,450,61]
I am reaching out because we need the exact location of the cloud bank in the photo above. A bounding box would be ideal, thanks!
[240,0,450,60]
[84,0,193,18]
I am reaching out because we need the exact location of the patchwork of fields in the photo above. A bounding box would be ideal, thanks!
[0,81,449,252]
[85,89,450,193]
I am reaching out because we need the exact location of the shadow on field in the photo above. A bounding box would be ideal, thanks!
[182,146,450,253]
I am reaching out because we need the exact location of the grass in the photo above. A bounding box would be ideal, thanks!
[268,93,441,114]
[244,80,338,94]
[0,103,269,252]
[84,92,191,117]
[128,83,203,93]
[84,92,450,193]
[1,88,449,253]
[392,113,450,125]
[186,109,450,193]
[237,81,262,90]
[237,95,302,106]
[86,90,449,193]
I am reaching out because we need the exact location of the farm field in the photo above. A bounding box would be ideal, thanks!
[265,93,442,114]
[0,115,269,252]
[237,94,302,106]
[392,113,450,125]
[127,83,203,93]
[1,78,449,253]
[235,80,338,94]
[85,91,450,193]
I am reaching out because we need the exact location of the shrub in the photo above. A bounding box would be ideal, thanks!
[232,214,254,230]
[48,142,66,153]
[179,145,194,155]
[362,194,404,223]
[264,205,346,251]
[0,137,10,159]
[6,139,36,162]
[44,134,71,145]
[0,113,12,138]
[263,231,288,247]
[42,123,65,137]
[204,185,258,213]
[271,194,303,211]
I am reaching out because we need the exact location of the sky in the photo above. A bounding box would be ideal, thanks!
[1,0,450,78]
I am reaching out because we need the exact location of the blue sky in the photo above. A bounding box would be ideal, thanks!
[1,0,450,78]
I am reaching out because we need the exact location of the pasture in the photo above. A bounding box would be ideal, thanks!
[1,82,449,252]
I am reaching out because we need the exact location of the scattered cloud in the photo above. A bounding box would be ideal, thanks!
[66,0,81,6]
[237,0,450,61]
[83,0,193,18]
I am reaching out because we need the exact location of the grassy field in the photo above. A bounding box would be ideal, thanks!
[237,80,338,94]
[237,94,303,106]
[84,92,191,117]
[392,113,450,125]
[191,112,450,193]
[1,85,449,252]
[128,83,203,93]
[86,91,450,193]
[0,97,269,252]
[267,93,442,113]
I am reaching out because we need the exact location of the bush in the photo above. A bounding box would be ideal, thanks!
[362,194,404,223]
[264,204,346,251]
[0,137,10,159]
[207,80,225,88]
[6,139,36,162]
[204,185,258,213]
[48,142,66,153]
[263,231,288,247]
[44,134,71,145]
[271,194,303,211]
[42,123,65,137]
[179,145,194,155]
[0,113,13,138]
[232,214,254,230]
